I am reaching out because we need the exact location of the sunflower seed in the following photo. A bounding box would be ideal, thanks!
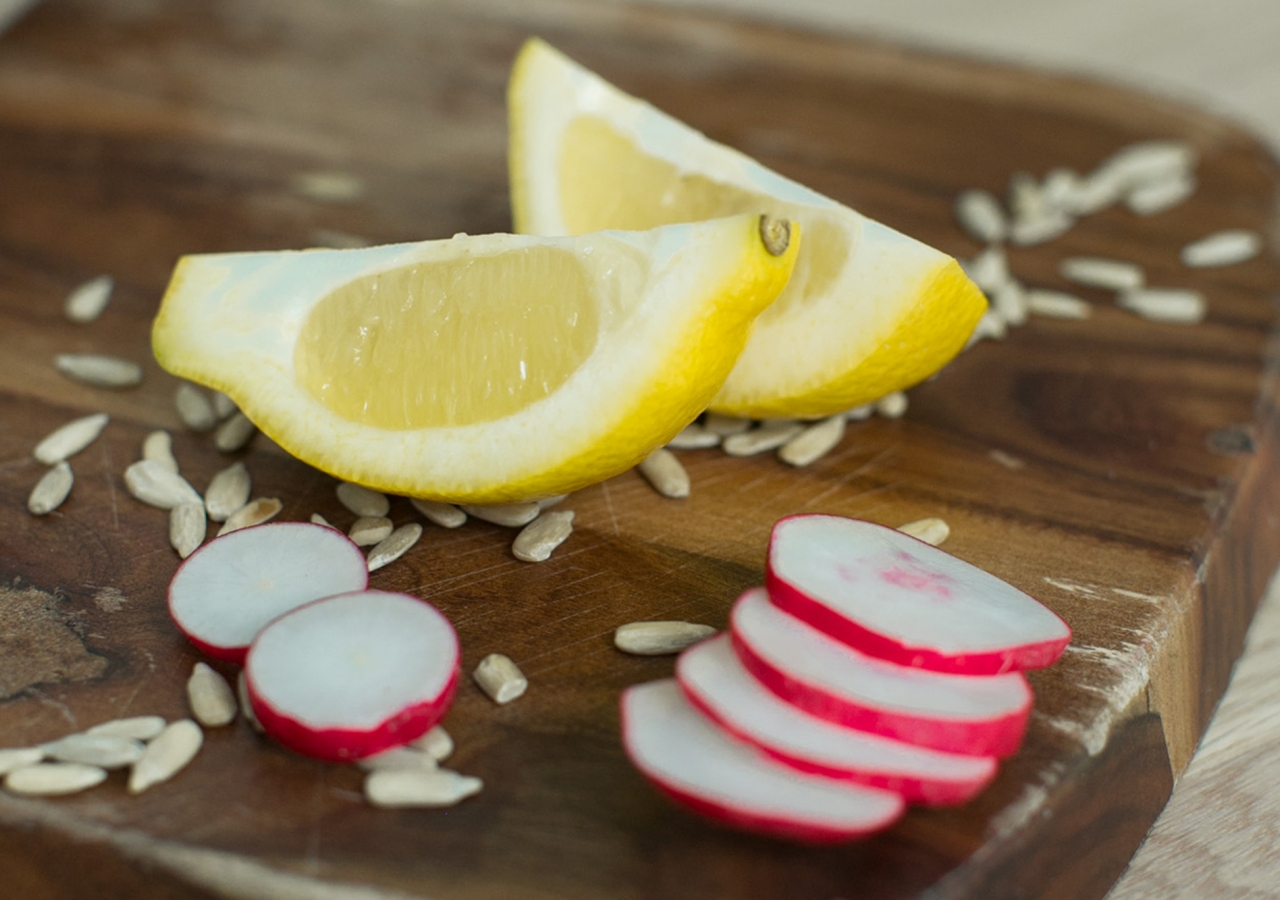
[86,716,167,741]
[1009,211,1074,246]
[28,462,74,515]
[989,449,1026,470]
[211,391,238,420]
[992,281,1028,326]
[897,517,951,546]
[1060,257,1145,292]
[174,383,218,432]
[637,448,690,498]
[875,391,909,419]
[0,747,45,776]
[1008,172,1046,223]
[142,429,179,473]
[55,353,142,388]
[966,310,1007,348]
[204,461,252,522]
[722,420,803,457]
[1040,168,1081,212]
[1182,230,1262,268]
[124,459,202,509]
[409,726,454,761]
[1101,140,1196,190]
[666,423,721,449]
[1118,288,1206,323]
[614,621,716,656]
[214,412,256,453]
[367,523,423,571]
[1126,174,1195,215]
[349,516,394,547]
[63,274,114,323]
[364,768,483,808]
[459,501,540,527]
[237,671,263,733]
[963,245,1012,294]
[954,189,1007,243]
[169,502,206,558]
[187,662,237,727]
[41,734,144,769]
[409,498,466,528]
[289,170,365,204]
[217,497,282,536]
[473,653,527,704]
[537,494,568,510]
[5,762,107,796]
[128,719,202,793]
[337,482,390,518]
[512,510,575,562]
[357,746,439,772]
[778,414,845,467]
[1063,168,1126,215]
[309,512,335,528]
[845,403,874,421]
[33,412,109,465]
[1025,290,1092,319]
[703,412,752,437]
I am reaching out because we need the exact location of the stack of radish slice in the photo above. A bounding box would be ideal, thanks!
[621,514,1071,842]
[168,522,460,761]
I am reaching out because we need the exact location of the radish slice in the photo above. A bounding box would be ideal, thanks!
[731,588,1031,757]
[244,590,459,762]
[621,679,904,843]
[677,635,998,805]
[167,522,369,663]
[767,515,1070,674]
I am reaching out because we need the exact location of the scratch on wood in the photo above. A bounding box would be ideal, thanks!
[27,688,78,729]
[982,761,1068,842]
[1049,641,1156,755]
[1043,576,1164,605]
[101,441,120,530]
[599,479,620,535]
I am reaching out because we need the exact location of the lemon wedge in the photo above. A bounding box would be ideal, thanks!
[509,38,986,419]
[152,216,798,503]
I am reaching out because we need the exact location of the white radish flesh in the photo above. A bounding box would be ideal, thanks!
[244,590,459,762]
[676,635,997,806]
[167,522,369,663]
[766,515,1070,674]
[621,680,903,843]
[730,588,1032,757]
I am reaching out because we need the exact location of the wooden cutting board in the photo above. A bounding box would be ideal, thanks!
[1,1,1278,897]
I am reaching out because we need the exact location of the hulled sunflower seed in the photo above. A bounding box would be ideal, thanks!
[963,245,1012,294]
[1009,211,1074,246]
[128,719,202,794]
[5,762,107,796]
[1118,288,1206,323]
[473,653,527,704]
[897,517,951,546]
[187,662,237,727]
[86,716,167,741]
[357,746,439,772]
[211,391,238,420]
[845,403,874,421]
[367,523,423,571]
[237,671,263,733]
[512,510,575,562]
[289,170,366,204]
[875,391,909,419]
[204,461,251,522]
[214,412,256,453]
[0,747,45,776]
[637,448,690,498]
[1126,174,1195,215]
[778,414,845,467]
[55,353,142,388]
[992,281,1028,326]
[337,482,390,518]
[41,734,144,769]
[703,412,752,437]
[1063,168,1126,215]
[989,449,1026,470]
[537,494,568,510]
[722,420,803,457]
[1040,168,1081,212]
[364,768,483,808]
[614,621,716,656]
[410,726,454,761]
[169,502,206,558]
[174,383,218,432]
[667,423,721,449]
[143,429,179,473]
[33,412,110,465]
[1101,140,1196,190]
[217,497,282,536]
[124,460,202,510]
[1008,172,1046,223]
[1060,257,1145,292]
[1025,290,1092,319]
[966,311,1007,348]
[63,274,114,323]
[459,502,540,527]
[28,462,74,515]
[410,498,466,528]
[1182,230,1262,268]
[349,516,394,547]
[954,189,1007,243]
[309,512,336,529]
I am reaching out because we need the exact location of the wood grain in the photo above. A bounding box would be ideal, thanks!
[0,0,1278,897]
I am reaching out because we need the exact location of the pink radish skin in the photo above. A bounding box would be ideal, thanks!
[766,515,1071,675]
[677,635,998,806]
[245,590,459,762]
[621,679,904,843]
[731,588,1031,757]
[168,522,369,663]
